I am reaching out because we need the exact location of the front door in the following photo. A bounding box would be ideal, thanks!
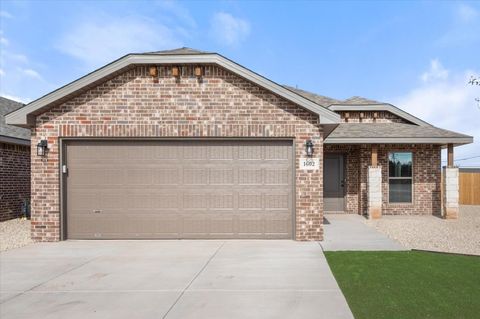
[324,153,345,213]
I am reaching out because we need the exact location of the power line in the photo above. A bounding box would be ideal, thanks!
[441,155,480,162]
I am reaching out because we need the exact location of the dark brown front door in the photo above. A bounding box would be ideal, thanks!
[64,140,294,239]
[324,153,345,213]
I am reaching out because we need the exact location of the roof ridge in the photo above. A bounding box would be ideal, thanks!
[142,47,211,55]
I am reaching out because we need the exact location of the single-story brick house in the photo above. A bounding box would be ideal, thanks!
[1,97,31,221]
[5,48,473,241]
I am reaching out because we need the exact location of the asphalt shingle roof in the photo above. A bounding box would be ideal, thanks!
[283,86,340,107]
[142,47,211,55]
[340,96,384,105]
[0,97,30,141]
[327,123,471,139]
[285,86,384,107]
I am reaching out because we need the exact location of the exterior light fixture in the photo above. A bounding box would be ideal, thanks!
[305,140,314,157]
[37,139,48,157]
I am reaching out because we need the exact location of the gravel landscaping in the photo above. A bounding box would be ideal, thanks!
[0,218,33,252]
[365,205,480,255]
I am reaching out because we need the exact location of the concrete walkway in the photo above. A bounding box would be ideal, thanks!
[321,214,406,251]
[0,240,353,319]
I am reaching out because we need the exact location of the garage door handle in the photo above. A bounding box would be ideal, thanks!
[93,210,101,214]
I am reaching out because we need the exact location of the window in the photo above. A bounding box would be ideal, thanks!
[388,152,413,203]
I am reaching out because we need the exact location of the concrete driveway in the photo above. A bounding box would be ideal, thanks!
[0,240,353,319]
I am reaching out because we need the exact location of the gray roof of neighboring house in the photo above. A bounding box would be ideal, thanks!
[0,97,30,145]
[325,123,473,145]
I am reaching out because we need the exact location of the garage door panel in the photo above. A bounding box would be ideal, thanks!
[66,140,293,239]
[265,168,289,185]
[152,168,179,185]
[183,168,208,185]
[209,169,234,185]
[238,169,263,185]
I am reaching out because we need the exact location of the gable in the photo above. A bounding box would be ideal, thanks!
[36,65,322,130]
[6,52,340,127]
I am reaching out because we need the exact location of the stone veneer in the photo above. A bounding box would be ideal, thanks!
[0,143,31,221]
[367,166,382,219]
[442,167,459,219]
[31,65,324,242]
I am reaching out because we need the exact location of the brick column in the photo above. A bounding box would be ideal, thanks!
[443,167,459,219]
[367,166,382,219]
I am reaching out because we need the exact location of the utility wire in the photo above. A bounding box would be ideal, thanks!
[441,155,480,162]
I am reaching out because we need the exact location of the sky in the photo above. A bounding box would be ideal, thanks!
[1,0,479,166]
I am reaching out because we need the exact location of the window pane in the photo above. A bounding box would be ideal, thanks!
[389,179,412,203]
[389,152,412,177]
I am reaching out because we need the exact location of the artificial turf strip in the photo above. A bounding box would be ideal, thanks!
[324,251,480,319]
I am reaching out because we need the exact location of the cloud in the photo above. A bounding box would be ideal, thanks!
[0,36,9,46]
[210,12,250,46]
[0,30,51,102]
[56,15,183,68]
[22,68,43,80]
[0,93,31,104]
[438,3,480,47]
[156,0,197,29]
[421,59,448,83]
[0,11,13,19]
[394,61,480,166]
[457,4,478,23]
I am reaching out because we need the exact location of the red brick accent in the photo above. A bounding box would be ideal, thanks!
[31,65,323,241]
[0,143,31,221]
[325,144,441,216]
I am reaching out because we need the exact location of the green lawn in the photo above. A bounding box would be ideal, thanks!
[325,251,480,319]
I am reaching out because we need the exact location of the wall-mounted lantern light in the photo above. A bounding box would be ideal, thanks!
[37,139,48,157]
[305,140,314,157]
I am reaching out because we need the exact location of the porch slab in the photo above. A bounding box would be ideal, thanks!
[320,214,406,251]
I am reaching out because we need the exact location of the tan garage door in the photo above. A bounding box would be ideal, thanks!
[65,140,294,239]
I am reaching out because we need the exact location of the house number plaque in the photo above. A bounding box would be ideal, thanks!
[299,158,320,170]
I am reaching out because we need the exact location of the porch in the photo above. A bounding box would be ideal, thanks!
[322,143,457,219]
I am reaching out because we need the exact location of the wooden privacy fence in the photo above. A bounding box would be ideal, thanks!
[459,168,480,205]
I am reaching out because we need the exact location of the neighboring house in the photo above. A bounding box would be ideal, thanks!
[5,48,473,241]
[0,97,31,221]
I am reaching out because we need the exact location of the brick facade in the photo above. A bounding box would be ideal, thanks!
[324,143,441,216]
[337,111,410,124]
[0,143,31,221]
[31,65,324,241]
